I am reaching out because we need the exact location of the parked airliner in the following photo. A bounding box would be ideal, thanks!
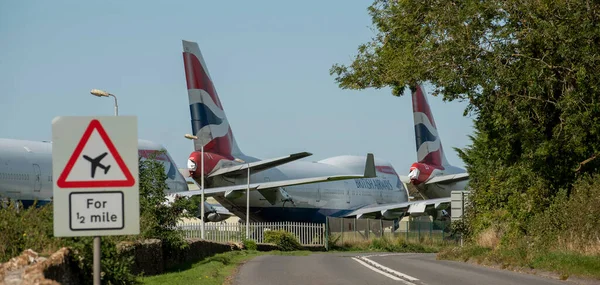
[0,138,234,222]
[403,85,470,199]
[170,40,451,223]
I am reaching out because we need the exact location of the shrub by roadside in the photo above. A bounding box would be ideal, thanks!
[0,200,60,263]
[330,235,446,253]
[264,230,302,251]
[438,245,600,280]
[242,239,257,251]
[440,173,600,280]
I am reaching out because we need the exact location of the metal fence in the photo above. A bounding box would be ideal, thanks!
[177,217,456,248]
[177,221,326,246]
[326,217,455,246]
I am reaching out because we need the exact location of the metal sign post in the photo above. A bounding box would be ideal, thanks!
[52,116,139,284]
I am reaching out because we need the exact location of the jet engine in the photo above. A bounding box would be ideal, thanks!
[205,212,228,222]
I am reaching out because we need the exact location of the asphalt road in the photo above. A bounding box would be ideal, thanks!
[234,252,582,285]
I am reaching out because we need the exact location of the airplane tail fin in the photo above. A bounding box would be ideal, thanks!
[104,165,111,175]
[412,84,450,168]
[182,40,243,158]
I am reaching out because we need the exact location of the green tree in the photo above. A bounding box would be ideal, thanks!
[138,150,193,249]
[330,0,600,244]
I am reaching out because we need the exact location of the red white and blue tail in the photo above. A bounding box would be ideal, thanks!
[412,84,449,169]
[182,40,243,159]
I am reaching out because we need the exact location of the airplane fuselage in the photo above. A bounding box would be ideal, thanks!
[0,139,53,207]
[195,154,409,223]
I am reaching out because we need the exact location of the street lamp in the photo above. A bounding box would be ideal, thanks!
[234,158,250,239]
[90,89,118,116]
[184,133,205,239]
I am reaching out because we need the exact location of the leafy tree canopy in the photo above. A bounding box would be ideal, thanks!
[331,0,600,240]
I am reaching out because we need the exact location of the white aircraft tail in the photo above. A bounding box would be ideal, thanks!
[412,84,450,168]
[182,40,243,159]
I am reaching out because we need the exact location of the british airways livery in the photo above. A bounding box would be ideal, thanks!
[405,85,470,199]
[170,40,451,222]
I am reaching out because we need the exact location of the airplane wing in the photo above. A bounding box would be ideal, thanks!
[207,152,312,178]
[424,173,469,185]
[342,197,451,219]
[172,174,367,198]
[171,153,376,199]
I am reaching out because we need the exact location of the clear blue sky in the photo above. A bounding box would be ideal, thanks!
[0,0,474,174]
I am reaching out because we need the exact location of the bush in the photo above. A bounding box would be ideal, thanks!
[263,230,302,251]
[369,236,434,253]
[68,237,139,285]
[528,173,600,254]
[243,239,257,251]
[0,200,59,262]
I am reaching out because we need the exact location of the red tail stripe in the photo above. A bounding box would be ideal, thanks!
[182,52,224,110]
[412,85,437,128]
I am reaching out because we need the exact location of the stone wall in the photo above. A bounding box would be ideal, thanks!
[116,239,325,276]
[118,238,238,276]
[0,238,324,283]
[301,245,327,252]
[255,243,279,251]
[0,248,83,285]
[0,239,238,284]
[118,239,164,276]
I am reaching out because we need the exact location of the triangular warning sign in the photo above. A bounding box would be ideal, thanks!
[57,119,135,188]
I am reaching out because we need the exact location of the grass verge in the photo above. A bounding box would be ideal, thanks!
[141,250,311,285]
[531,252,600,280]
[438,246,600,280]
[329,236,454,253]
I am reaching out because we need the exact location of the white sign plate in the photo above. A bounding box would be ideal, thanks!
[53,116,139,237]
[70,192,124,231]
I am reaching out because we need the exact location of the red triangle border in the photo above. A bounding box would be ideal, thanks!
[56,119,135,188]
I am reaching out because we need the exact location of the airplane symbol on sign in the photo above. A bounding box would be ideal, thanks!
[83,152,111,178]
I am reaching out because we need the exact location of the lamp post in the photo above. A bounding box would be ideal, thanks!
[89,88,118,285]
[247,165,250,238]
[90,89,118,116]
[235,158,250,239]
[185,134,204,239]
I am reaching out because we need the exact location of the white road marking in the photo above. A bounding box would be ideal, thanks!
[351,257,415,284]
[362,253,413,258]
[361,256,421,282]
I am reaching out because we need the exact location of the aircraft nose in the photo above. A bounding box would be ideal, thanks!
[408,168,420,184]
[187,158,197,171]
[408,168,419,178]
